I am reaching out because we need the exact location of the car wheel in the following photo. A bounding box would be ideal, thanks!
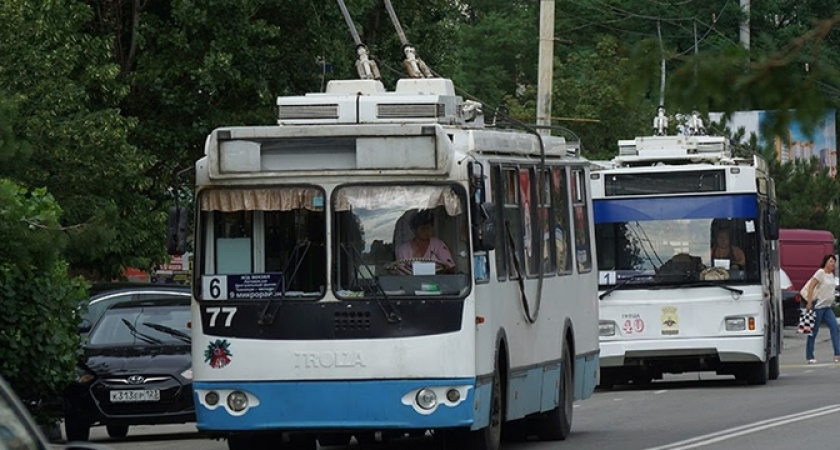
[106,424,129,438]
[63,415,90,442]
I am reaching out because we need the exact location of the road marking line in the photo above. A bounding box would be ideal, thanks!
[645,404,840,450]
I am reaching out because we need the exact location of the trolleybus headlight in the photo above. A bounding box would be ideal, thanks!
[725,317,746,331]
[446,389,461,403]
[204,391,220,406]
[599,321,616,336]
[416,388,437,410]
[227,391,249,412]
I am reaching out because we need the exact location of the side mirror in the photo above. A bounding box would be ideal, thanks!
[763,206,779,241]
[167,206,189,256]
[477,202,496,251]
[78,319,92,334]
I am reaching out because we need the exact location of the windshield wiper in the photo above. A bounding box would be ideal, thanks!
[681,281,744,296]
[121,318,163,345]
[599,274,653,300]
[258,240,311,325]
[340,243,401,323]
[141,322,191,343]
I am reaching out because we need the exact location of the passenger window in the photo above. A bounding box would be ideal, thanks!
[552,167,572,274]
[571,169,592,273]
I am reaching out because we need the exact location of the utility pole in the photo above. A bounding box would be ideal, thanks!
[536,0,555,137]
[739,0,750,50]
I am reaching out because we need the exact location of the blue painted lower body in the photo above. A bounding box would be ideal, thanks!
[194,378,475,432]
[195,353,599,434]
[470,352,599,428]
[576,353,599,401]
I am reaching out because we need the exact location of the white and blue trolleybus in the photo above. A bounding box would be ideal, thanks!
[170,72,600,448]
[590,111,782,388]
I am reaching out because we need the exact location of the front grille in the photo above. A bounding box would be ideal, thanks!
[334,310,371,332]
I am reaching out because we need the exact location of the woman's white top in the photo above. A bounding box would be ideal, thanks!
[810,269,836,309]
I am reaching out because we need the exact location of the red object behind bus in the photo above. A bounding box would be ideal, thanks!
[779,229,836,290]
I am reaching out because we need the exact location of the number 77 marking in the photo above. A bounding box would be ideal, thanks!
[206,307,238,327]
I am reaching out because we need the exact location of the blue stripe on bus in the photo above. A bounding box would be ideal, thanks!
[194,378,476,432]
[593,194,757,223]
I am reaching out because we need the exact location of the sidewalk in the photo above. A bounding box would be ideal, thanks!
[782,319,840,364]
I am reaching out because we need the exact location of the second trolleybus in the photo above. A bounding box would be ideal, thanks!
[590,111,782,388]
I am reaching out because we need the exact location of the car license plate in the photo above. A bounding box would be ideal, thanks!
[109,389,160,402]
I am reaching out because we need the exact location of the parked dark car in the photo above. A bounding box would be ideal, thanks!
[0,373,112,450]
[81,284,191,333]
[63,298,194,441]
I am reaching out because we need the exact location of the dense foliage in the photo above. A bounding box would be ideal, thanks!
[0,179,87,423]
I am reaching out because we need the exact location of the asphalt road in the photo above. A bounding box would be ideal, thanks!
[54,325,840,450]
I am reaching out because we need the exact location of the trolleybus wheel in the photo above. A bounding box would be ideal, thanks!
[597,368,622,390]
[535,340,573,441]
[769,355,780,380]
[445,357,504,450]
[741,359,769,386]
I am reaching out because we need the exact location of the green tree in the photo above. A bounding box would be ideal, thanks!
[769,158,840,233]
[0,1,163,280]
[451,0,539,110]
[0,179,88,424]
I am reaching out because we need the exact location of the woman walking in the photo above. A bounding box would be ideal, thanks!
[803,254,840,364]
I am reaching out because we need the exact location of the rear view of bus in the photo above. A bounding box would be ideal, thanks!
[591,111,782,388]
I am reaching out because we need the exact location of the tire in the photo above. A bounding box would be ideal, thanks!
[630,373,652,386]
[535,341,573,441]
[501,418,531,442]
[445,357,504,450]
[63,414,90,442]
[597,368,622,390]
[743,360,769,386]
[768,355,780,381]
[472,360,503,450]
[106,424,129,438]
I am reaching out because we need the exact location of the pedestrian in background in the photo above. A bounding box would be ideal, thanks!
[803,254,840,364]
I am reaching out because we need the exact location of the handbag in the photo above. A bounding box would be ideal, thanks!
[799,277,817,302]
[797,308,816,335]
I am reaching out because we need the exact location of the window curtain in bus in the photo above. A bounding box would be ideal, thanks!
[200,188,321,212]
[334,186,463,216]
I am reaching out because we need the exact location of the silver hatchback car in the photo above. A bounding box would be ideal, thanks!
[0,374,112,449]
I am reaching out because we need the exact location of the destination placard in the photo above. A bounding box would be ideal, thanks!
[202,273,283,300]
